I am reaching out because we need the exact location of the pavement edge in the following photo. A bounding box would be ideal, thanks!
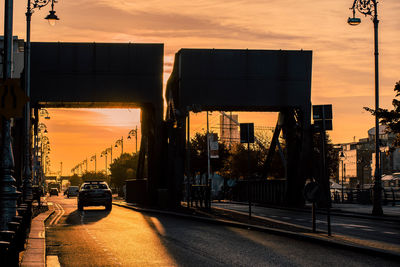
[20,208,55,267]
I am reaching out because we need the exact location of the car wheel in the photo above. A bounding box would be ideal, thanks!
[105,203,112,211]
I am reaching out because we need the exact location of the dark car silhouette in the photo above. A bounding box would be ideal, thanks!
[78,181,112,211]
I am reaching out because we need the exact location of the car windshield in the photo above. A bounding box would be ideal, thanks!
[82,184,108,190]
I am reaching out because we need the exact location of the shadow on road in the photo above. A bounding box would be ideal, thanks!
[65,209,111,226]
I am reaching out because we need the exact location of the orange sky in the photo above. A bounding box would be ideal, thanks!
[2,1,400,175]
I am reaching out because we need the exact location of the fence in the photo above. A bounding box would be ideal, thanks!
[232,179,286,205]
[331,187,400,205]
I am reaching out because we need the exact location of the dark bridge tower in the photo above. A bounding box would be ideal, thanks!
[166,48,313,207]
[280,108,312,206]
[30,42,165,206]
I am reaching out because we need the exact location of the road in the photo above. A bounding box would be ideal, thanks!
[45,195,398,266]
[212,202,400,245]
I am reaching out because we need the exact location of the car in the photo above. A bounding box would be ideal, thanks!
[78,181,112,211]
[66,186,79,198]
[49,188,59,196]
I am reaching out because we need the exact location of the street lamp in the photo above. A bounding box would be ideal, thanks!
[39,108,51,120]
[23,0,59,202]
[38,122,48,134]
[339,151,346,203]
[90,154,97,173]
[100,150,108,175]
[348,0,383,216]
[127,126,138,154]
[115,137,124,156]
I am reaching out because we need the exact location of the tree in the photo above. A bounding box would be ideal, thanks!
[312,132,339,182]
[365,80,400,146]
[81,171,108,183]
[69,174,82,186]
[189,132,230,179]
[109,153,139,191]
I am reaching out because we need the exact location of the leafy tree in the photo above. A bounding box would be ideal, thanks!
[69,174,82,186]
[81,171,108,183]
[312,133,339,181]
[365,80,400,146]
[189,132,230,178]
[109,153,139,191]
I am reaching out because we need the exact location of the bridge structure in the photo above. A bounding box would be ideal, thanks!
[29,42,164,205]
[166,49,313,207]
[26,43,313,207]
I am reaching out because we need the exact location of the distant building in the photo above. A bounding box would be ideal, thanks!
[219,114,239,146]
[337,125,400,188]
[338,141,372,188]
[0,36,25,79]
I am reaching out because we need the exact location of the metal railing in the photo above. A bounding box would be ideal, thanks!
[331,188,400,205]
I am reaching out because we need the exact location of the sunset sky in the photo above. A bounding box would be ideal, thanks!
[2,1,399,175]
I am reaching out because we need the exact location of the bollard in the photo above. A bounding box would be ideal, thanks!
[0,230,18,266]
[0,241,10,263]
[8,221,25,252]
[392,188,396,207]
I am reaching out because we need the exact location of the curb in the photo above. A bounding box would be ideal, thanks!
[113,202,400,261]
[21,209,55,267]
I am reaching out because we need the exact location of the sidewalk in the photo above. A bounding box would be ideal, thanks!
[113,200,400,260]
[20,201,54,267]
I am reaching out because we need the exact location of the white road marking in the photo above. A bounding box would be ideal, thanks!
[53,204,65,225]
[46,255,61,267]
[38,231,45,238]
[49,203,62,225]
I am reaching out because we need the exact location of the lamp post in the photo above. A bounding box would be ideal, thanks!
[90,154,97,173]
[39,108,51,120]
[128,126,138,154]
[82,159,88,173]
[33,109,50,185]
[115,137,124,156]
[100,150,108,175]
[339,151,346,203]
[23,0,59,202]
[348,0,383,216]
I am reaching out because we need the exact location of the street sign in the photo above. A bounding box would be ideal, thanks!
[313,120,333,131]
[0,79,29,119]
[313,105,332,120]
[240,123,254,143]
[209,133,219,159]
[303,181,320,202]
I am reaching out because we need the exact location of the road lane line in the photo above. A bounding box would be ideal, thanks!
[54,203,65,225]
[49,203,61,225]
[47,255,61,267]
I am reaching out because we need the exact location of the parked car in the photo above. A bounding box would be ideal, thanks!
[78,181,112,211]
[66,186,79,198]
[49,188,59,196]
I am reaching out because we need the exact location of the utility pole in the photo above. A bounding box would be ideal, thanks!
[206,111,211,209]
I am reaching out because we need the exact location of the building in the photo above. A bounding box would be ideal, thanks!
[0,36,25,79]
[338,125,400,188]
[338,141,372,188]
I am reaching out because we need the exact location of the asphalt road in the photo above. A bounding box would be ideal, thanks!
[45,195,399,267]
[212,202,400,245]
